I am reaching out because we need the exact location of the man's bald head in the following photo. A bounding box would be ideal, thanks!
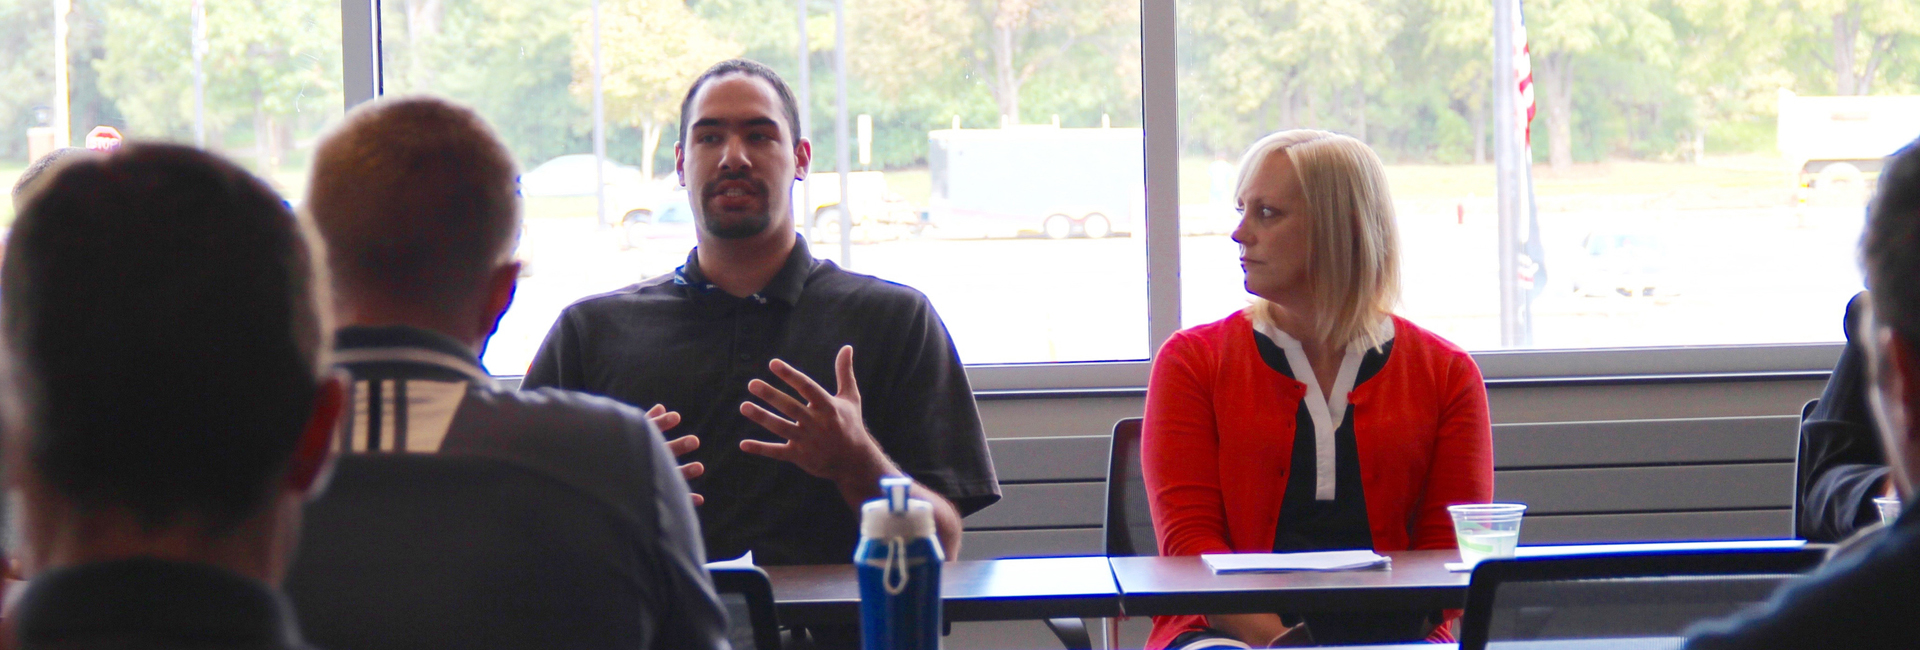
[306,96,520,323]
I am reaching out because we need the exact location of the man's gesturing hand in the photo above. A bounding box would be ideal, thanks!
[648,403,705,506]
[739,345,890,485]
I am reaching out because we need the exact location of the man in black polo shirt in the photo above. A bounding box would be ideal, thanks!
[525,59,999,571]
[3,143,338,650]
[291,96,726,650]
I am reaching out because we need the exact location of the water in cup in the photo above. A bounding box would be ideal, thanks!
[1457,529,1519,565]
[1448,503,1527,567]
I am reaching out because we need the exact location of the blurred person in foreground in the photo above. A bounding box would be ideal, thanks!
[524,59,998,648]
[2,143,341,650]
[291,95,725,650]
[0,146,95,584]
[1142,130,1493,648]
[1683,139,1920,649]
[10,148,91,210]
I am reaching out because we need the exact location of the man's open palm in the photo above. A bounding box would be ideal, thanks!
[739,345,882,481]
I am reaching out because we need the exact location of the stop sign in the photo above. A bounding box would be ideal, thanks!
[85,126,123,152]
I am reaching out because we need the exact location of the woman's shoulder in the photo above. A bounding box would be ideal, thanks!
[1166,309,1250,346]
[1387,315,1478,367]
[1154,310,1252,367]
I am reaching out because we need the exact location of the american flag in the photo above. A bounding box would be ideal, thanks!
[1512,0,1535,147]
[1512,0,1546,298]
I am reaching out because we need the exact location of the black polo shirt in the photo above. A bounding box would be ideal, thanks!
[525,234,1000,566]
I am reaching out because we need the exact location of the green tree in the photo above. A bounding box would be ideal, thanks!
[92,0,340,173]
[1178,0,1402,154]
[1427,0,1496,162]
[1787,0,1920,95]
[0,0,55,162]
[577,0,741,180]
[385,0,595,167]
[847,0,1135,125]
[1525,0,1674,171]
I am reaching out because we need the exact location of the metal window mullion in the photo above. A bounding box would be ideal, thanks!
[340,0,380,111]
[1141,0,1181,359]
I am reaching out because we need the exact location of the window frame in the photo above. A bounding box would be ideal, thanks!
[336,0,1846,392]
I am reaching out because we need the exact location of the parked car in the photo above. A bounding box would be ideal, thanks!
[1571,228,1673,298]
[620,194,697,252]
[519,154,644,197]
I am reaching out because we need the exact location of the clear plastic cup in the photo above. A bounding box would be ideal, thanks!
[1449,503,1527,566]
[1875,496,1903,524]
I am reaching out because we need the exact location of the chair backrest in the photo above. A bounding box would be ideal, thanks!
[1792,397,1819,540]
[1458,547,1826,650]
[287,454,653,650]
[1104,418,1158,557]
[710,566,782,650]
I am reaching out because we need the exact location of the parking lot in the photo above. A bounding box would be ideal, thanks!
[483,189,1869,373]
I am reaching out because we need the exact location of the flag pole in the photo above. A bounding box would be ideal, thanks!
[1493,0,1519,347]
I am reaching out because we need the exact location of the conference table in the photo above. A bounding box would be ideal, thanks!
[761,550,1469,626]
[1108,550,1469,616]
[762,555,1121,626]
[761,542,1807,629]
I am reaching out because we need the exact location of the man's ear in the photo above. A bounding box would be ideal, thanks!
[675,141,687,187]
[794,137,812,181]
[476,261,521,358]
[1887,333,1920,443]
[286,374,345,497]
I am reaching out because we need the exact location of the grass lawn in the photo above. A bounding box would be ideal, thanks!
[0,154,1809,231]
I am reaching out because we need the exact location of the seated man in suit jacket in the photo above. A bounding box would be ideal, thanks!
[287,95,726,650]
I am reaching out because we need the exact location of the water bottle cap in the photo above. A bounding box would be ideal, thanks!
[861,498,936,539]
[882,477,912,513]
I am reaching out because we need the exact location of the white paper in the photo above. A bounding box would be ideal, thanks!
[1203,550,1390,573]
[705,551,755,570]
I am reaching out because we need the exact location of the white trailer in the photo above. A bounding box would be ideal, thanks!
[927,125,1144,239]
[1777,90,1920,187]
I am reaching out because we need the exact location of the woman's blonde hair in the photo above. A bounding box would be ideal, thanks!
[1237,129,1400,350]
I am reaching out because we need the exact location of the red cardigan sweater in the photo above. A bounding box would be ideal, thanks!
[1141,312,1493,649]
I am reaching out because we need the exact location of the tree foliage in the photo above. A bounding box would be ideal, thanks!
[577,0,740,178]
[1,0,1916,171]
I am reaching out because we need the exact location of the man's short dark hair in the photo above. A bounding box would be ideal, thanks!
[677,59,803,147]
[11,148,90,210]
[306,96,519,314]
[1864,138,1920,344]
[3,143,328,533]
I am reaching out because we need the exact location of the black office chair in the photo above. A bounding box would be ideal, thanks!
[711,565,782,650]
[1457,546,1826,650]
[1792,398,1819,540]
[1106,417,1158,558]
[1046,417,1154,650]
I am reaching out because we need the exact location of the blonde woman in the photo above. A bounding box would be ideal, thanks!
[1142,130,1493,648]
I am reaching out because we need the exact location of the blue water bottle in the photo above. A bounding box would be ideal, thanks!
[856,477,943,650]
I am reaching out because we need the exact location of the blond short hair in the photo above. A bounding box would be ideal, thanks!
[1237,130,1400,350]
[306,95,520,314]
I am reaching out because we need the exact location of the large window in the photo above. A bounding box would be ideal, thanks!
[1175,0,1916,351]
[1,0,343,219]
[373,0,1148,374]
[10,0,1913,379]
